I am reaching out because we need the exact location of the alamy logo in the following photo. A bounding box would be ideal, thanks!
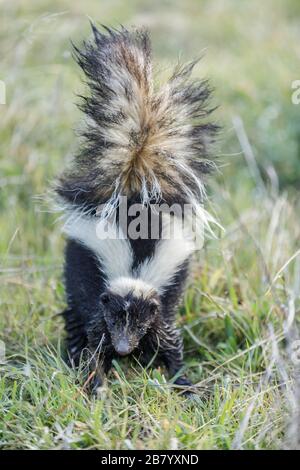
[291,80,300,105]
[291,340,300,364]
[93,197,205,249]
[0,80,6,105]
[0,340,5,364]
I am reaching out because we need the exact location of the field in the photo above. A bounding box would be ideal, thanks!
[1,0,300,449]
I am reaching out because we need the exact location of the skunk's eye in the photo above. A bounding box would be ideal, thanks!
[100,293,110,304]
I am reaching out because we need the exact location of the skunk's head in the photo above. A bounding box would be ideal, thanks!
[100,278,160,356]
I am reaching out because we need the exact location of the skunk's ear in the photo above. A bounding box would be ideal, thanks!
[100,292,110,304]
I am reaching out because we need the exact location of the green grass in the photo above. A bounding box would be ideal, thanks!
[1,0,300,450]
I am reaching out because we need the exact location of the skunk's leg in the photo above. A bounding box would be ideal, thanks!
[63,239,106,367]
[88,353,114,394]
[86,322,114,394]
[63,307,87,366]
[158,323,194,394]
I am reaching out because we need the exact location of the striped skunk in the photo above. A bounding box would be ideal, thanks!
[55,24,219,394]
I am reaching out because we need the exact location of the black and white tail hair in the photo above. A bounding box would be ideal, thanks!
[55,24,219,231]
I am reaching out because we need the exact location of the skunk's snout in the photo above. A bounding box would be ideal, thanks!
[115,338,132,356]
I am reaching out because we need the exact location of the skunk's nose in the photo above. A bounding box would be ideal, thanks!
[115,339,131,356]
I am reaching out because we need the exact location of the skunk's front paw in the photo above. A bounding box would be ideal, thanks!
[173,376,198,398]
[174,375,192,387]
[87,371,103,396]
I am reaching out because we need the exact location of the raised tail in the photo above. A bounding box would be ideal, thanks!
[56,24,219,221]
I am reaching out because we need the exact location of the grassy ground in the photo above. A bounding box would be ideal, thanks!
[1,0,300,450]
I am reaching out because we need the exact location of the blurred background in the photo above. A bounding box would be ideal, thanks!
[1,0,300,450]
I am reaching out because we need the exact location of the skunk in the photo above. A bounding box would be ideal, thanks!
[55,24,219,394]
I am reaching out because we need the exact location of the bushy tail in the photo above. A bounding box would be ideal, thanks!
[56,24,219,217]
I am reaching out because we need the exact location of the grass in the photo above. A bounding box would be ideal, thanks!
[1,0,300,450]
